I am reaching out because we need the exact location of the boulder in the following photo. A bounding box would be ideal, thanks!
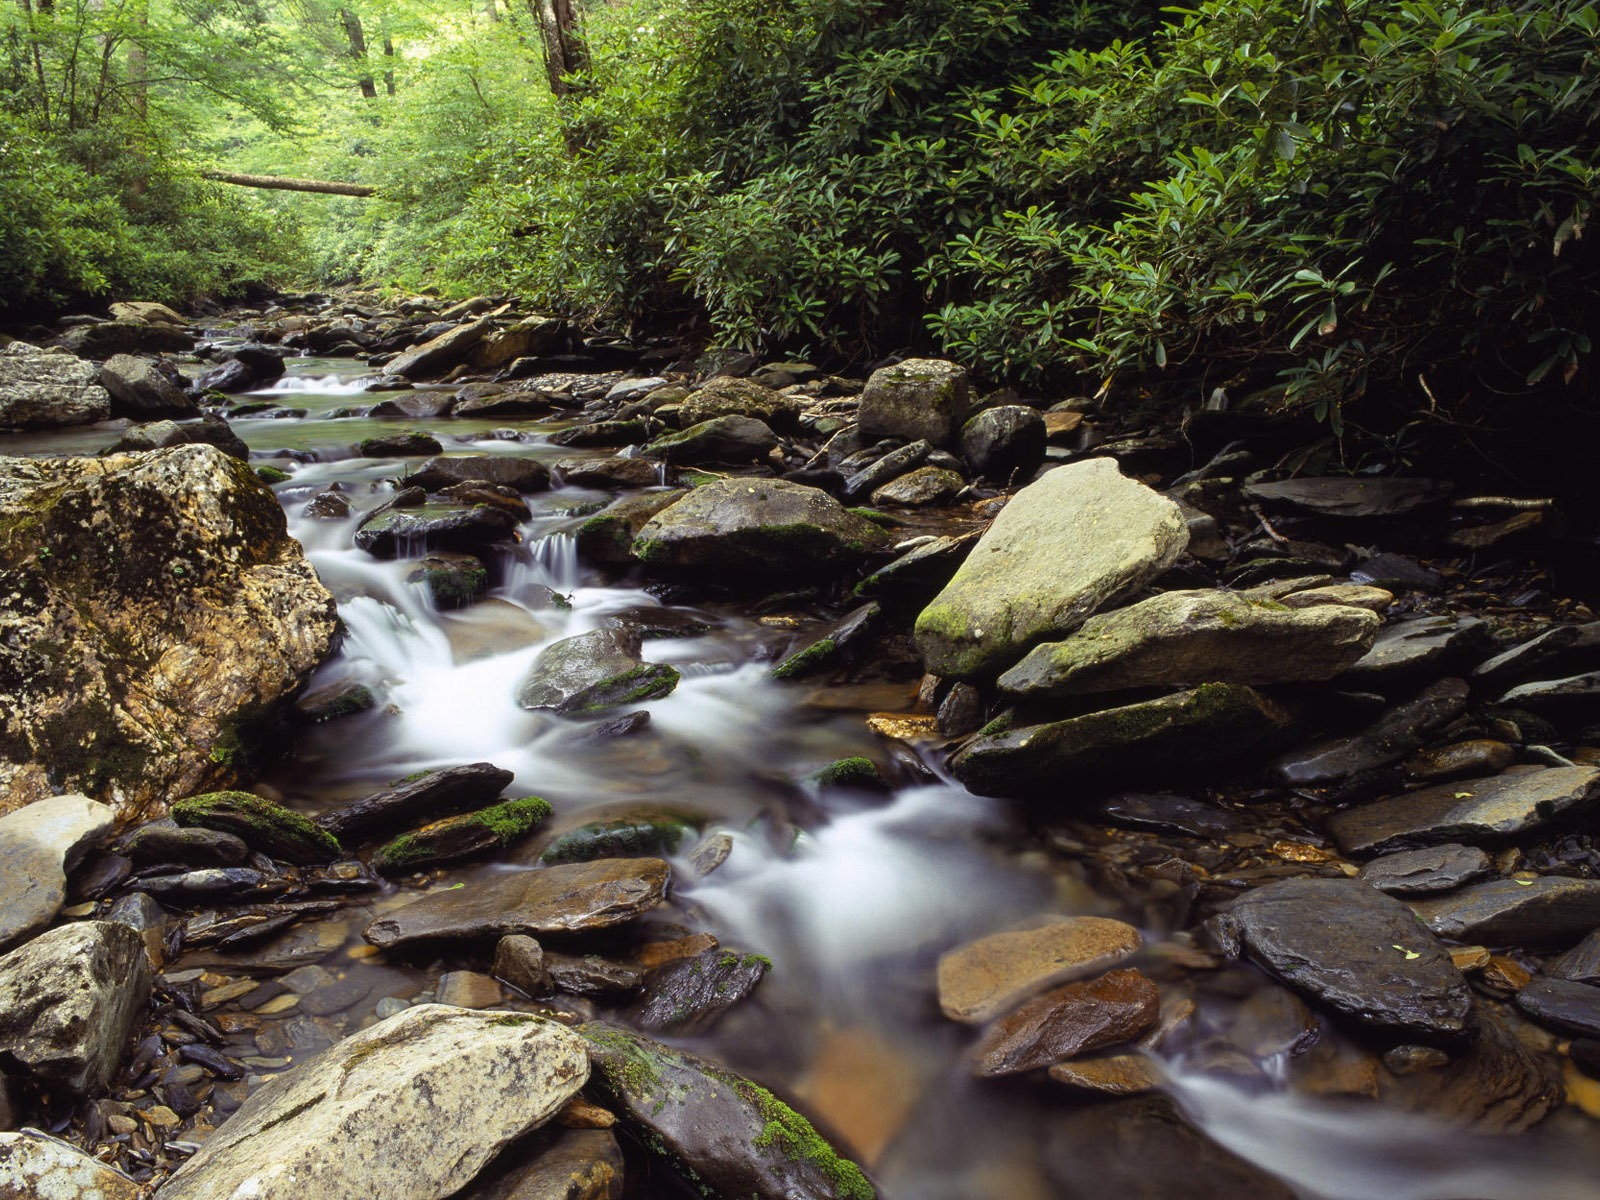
[971,968,1159,1076]
[915,460,1189,679]
[555,455,661,489]
[678,376,801,432]
[0,446,339,819]
[56,320,194,358]
[841,440,931,501]
[109,300,186,326]
[465,316,568,372]
[959,405,1046,483]
[0,342,112,428]
[516,628,680,716]
[0,793,114,953]
[387,317,493,379]
[408,551,489,609]
[170,789,342,864]
[157,1006,589,1200]
[371,795,553,874]
[358,430,444,457]
[98,353,197,418]
[407,454,552,493]
[320,762,514,841]
[354,501,520,558]
[577,491,686,565]
[0,921,151,1094]
[871,465,964,508]
[1410,878,1600,949]
[107,413,250,460]
[642,415,779,464]
[623,948,769,1035]
[858,358,971,446]
[937,917,1142,1024]
[1355,844,1492,895]
[1208,878,1471,1042]
[632,479,890,576]
[195,343,287,393]
[998,590,1379,698]
[1242,476,1453,518]
[0,1131,141,1199]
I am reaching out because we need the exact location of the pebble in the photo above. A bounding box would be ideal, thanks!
[374,997,411,1019]
[254,994,301,1015]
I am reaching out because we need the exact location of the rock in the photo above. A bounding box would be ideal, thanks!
[1516,977,1600,1038]
[1350,553,1444,593]
[1274,678,1470,785]
[1339,616,1492,682]
[457,1127,624,1200]
[576,491,686,565]
[386,317,493,379]
[952,684,1294,797]
[171,790,342,864]
[1410,878,1600,949]
[1046,1053,1162,1095]
[406,551,489,609]
[771,603,879,680]
[437,969,504,1008]
[959,405,1046,483]
[858,358,971,446]
[541,815,692,864]
[320,762,514,840]
[937,917,1142,1024]
[549,419,649,449]
[98,353,196,418]
[137,866,285,903]
[1243,476,1453,518]
[196,343,286,392]
[632,479,889,576]
[972,968,1159,1076]
[556,455,661,489]
[1404,739,1517,781]
[1208,878,1471,1042]
[546,953,644,997]
[871,465,964,507]
[1356,845,1493,895]
[407,454,552,493]
[363,858,670,949]
[623,949,769,1035]
[841,440,931,501]
[357,429,444,457]
[0,1130,141,1199]
[1277,582,1394,611]
[466,316,568,372]
[0,921,152,1094]
[1498,672,1600,711]
[0,446,339,818]
[108,413,250,460]
[294,679,375,722]
[0,342,112,428]
[998,590,1378,698]
[157,1005,588,1200]
[495,934,552,996]
[1089,791,1241,837]
[1377,1007,1561,1131]
[110,300,186,326]
[371,795,552,874]
[0,793,114,953]
[583,1024,875,1200]
[1473,621,1600,689]
[688,833,734,877]
[122,818,249,867]
[1548,930,1600,983]
[678,377,800,432]
[915,459,1189,679]
[642,415,779,464]
[354,501,519,558]
[516,628,680,716]
[57,321,193,358]
[1327,766,1600,855]
[853,534,973,602]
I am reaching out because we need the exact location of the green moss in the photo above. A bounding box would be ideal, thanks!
[743,1081,876,1199]
[253,465,292,485]
[771,637,838,680]
[807,756,883,788]
[973,711,1015,738]
[172,790,343,860]
[542,815,692,864]
[469,795,553,841]
[846,507,900,527]
[572,663,681,714]
[375,831,426,868]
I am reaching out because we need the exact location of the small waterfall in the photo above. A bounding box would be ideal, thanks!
[512,532,581,595]
[248,374,375,397]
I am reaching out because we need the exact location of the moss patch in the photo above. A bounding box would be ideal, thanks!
[172,789,343,863]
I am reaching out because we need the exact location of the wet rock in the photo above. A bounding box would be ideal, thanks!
[0,445,339,818]
[1,341,113,428]
[973,968,1159,1076]
[371,795,552,874]
[302,487,354,520]
[623,949,769,1035]
[1328,766,1600,855]
[915,459,1189,680]
[495,934,552,996]
[601,606,714,640]
[0,1130,141,1199]
[1548,930,1600,983]
[407,453,552,492]
[583,1024,875,1200]
[516,628,680,716]
[1046,1053,1162,1095]
[1339,616,1492,682]
[677,377,800,433]
[357,429,445,457]
[555,455,661,489]
[364,858,670,949]
[1410,877,1600,949]
[407,551,489,609]
[195,343,286,392]
[467,315,568,372]
[841,440,931,501]
[1350,553,1445,593]
[1274,678,1470,785]
[1498,671,1600,711]
[546,953,645,997]
[934,683,984,738]
[320,762,514,841]
[458,1127,625,1200]
[952,684,1295,797]
[437,969,504,1008]
[110,413,251,460]
[1515,976,1600,1037]
[1243,476,1453,518]
[0,793,114,952]
[541,815,692,863]
[1404,739,1517,781]
[959,405,1046,483]
[1473,621,1600,690]
[575,491,686,565]
[999,590,1378,698]
[171,790,342,864]
[386,317,493,380]
[1090,791,1240,837]
[353,500,520,558]
[1377,1007,1561,1131]
[1277,582,1394,611]
[858,357,971,447]
[123,818,249,867]
[137,866,287,903]
[158,1005,588,1200]
[99,353,196,418]
[853,534,973,602]
[0,921,152,1094]
[871,465,964,507]
[937,917,1142,1024]
[369,390,452,418]
[1356,845,1492,895]
[772,603,880,680]
[642,414,779,464]
[549,419,649,448]
[632,479,890,576]
[688,833,734,877]
[57,320,194,358]
[1208,878,1471,1042]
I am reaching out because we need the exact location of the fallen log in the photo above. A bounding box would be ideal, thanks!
[201,170,376,197]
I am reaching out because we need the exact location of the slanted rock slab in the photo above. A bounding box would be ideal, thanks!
[0,793,114,953]
[320,761,514,841]
[1356,844,1492,895]
[0,342,112,428]
[407,454,552,493]
[516,628,680,716]
[0,1130,141,1199]
[157,1005,589,1200]
[1410,878,1600,949]
[972,968,1159,1076]
[938,917,1142,1024]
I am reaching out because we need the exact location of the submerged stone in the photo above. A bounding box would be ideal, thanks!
[623,949,771,1035]
[515,627,680,716]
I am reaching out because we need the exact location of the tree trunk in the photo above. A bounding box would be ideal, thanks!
[202,171,376,197]
[529,0,586,98]
[382,34,395,96]
[339,7,378,100]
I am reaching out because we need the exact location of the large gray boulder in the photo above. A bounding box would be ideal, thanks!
[158,1005,589,1200]
[0,1131,141,1199]
[632,479,889,576]
[0,793,114,953]
[677,376,801,433]
[56,320,193,358]
[0,921,152,1095]
[0,445,339,819]
[641,415,778,464]
[387,317,493,379]
[998,590,1379,698]
[915,459,1189,679]
[465,315,567,372]
[0,342,112,429]
[858,358,971,446]
[98,353,197,418]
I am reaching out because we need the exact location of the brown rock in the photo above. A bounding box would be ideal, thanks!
[1047,1053,1162,1095]
[437,970,503,1008]
[972,968,1160,1076]
[938,916,1143,1024]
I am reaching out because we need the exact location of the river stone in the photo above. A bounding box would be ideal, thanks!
[555,455,660,489]
[632,479,889,575]
[1515,977,1600,1038]
[853,534,974,602]
[915,459,1189,679]
[858,357,971,447]
[623,949,769,1035]
[320,762,514,840]
[57,320,193,358]
[871,465,964,508]
[1377,1006,1560,1132]
[771,602,879,680]
[0,793,114,953]
[123,818,250,867]
[1208,878,1471,1042]
[407,454,552,493]
[371,795,553,874]
[109,413,250,460]
[545,952,645,997]
[1350,552,1444,593]
[98,353,196,419]
[1243,476,1454,518]
[458,1127,625,1200]
[952,683,1294,797]
[1498,671,1600,711]
[1473,621,1600,689]
[0,921,151,1094]
[642,415,779,464]
[998,590,1378,698]
[1339,616,1492,682]
[386,316,493,379]
[158,1005,588,1200]
[841,439,931,501]
[364,858,670,949]
[1548,931,1600,984]
[171,790,342,864]
[1090,791,1241,837]
[495,934,552,996]
[0,1130,141,1199]
[1046,1053,1162,1095]
[549,419,650,449]
[1274,678,1470,786]
[1356,845,1492,895]
[972,968,1159,1077]
[1278,582,1394,611]
[465,315,568,372]
[110,300,186,326]
[357,430,445,457]
[576,490,686,565]
[353,501,519,558]
[540,815,693,864]
[937,917,1142,1024]
[959,405,1046,483]
[1404,739,1517,781]
[0,445,339,819]
[583,1024,876,1200]
[1410,878,1600,949]
[1328,766,1600,855]
[407,551,489,609]
[678,376,801,432]
[0,342,113,428]
[516,628,680,716]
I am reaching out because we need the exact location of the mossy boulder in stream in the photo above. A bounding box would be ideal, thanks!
[516,628,680,717]
[0,445,339,820]
[172,790,343,864]
[372,795,553,874]
[540,814,693,864]
[583,1023,876,1200]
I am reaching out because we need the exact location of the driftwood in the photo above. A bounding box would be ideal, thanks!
[201,170,375,197]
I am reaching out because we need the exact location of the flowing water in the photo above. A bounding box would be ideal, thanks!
[18,354,1600,1197]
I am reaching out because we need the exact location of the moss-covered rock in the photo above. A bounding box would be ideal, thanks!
[372,795,553,874]
[806,757,888,791]
[641,415,779,465]
[678,376,802,433]
[171,790,343,865]
[540,815,693,864]
[516,628,680,717]
[857,358,971,448]
[576,490,687,566]
[406,552,489,610]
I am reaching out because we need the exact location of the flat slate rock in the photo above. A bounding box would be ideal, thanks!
[1498,671,1600,710]
[321,762,514,840]
[972,968,1159,1077]
[1275,678,1469,785]
[1515,976,1600,1038]
[1356,844,1492,895]
[1327,766,1600,856]
[1473,621,1600,689]
[0,793,114,953]
[0,1131,141,1200]
[1089,792,1241,837]
[1410,877,1600,949]
[364,858,670,949]
[406,454,552,493]
[1545,928,1600,984]
[1244,477,1453,518]
[622,949,769,1035]
[1339,616,1491,681]
[1208,877,1471,1042]
[937,917,1142,1024]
